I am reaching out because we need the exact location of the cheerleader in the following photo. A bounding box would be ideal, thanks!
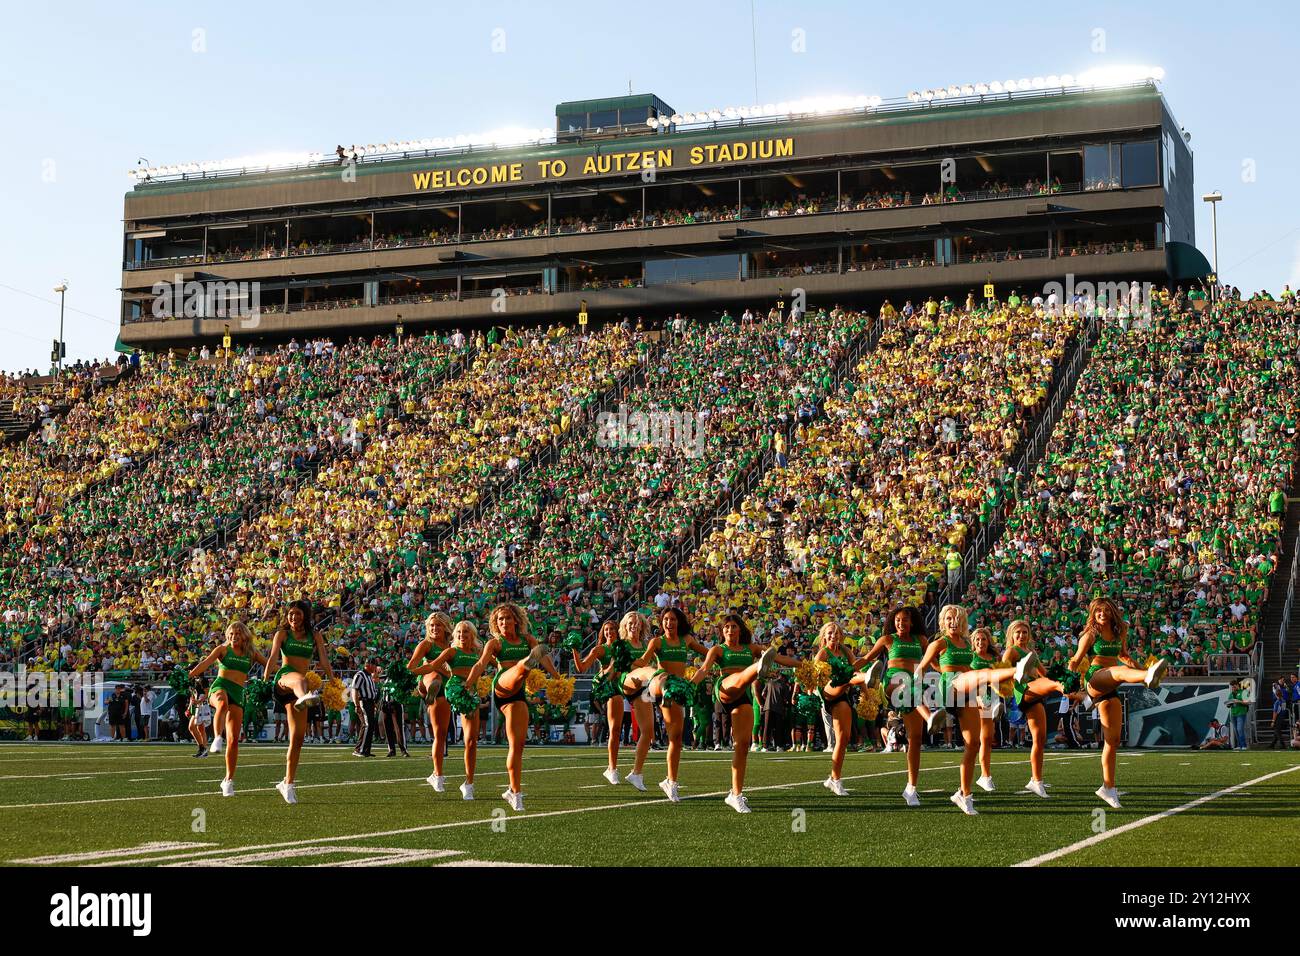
[572,619,629,787]
[915,605,1038,815]
[692,613,799,813]
[635,607,712,802]
[814,621,885,795]
[407,613,452,789]
[263,599,335,805]
[968,627,1004,794]
[1001,620,1068,798]
[188,681,211,758]
[410,613,483,801]
[188,621,266,795]
[860,606,946,806]
[464,603,562,812]
[1068,597,1167,808]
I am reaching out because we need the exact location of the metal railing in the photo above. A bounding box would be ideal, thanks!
[1278,520,1300,660]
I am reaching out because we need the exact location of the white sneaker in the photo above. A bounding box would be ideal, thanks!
[659,778,681,802]
[1096,785,1122,809]
[1025,779,1049,798]
[427,773,446,793]
[902,784,920,807]
[713,743,722,751]
[294,690,320,711]
[950,789,978,815]
[502,789,524,812]
[602,767,621,786]
[824,776,848,796]
[276,781,297,805]
[1079,692,1095,712]
[219,778,235,797]
[626,772,646,792]
[976,774,996,792]
[988,696,1006,719]
[926,708,950,733]
[749,742,759,753]
[757,638,781,677]
[459,782,475,801]
[525,644,549,670]
[1144,658,1168,690]
[861,658,886,688]
[822,745,834,753]
[210,736,224,754]
[1013,649,1039,686]
[724,791,751,814]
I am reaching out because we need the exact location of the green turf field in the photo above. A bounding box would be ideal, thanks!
[1,743,1296,867]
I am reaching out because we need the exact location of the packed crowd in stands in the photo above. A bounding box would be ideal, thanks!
[962,300,1299,676]
[0,335,468,665]
[6,287,1298,751]
[13,324,636,672]
[658,298,1079,662]
[334,305,870,666]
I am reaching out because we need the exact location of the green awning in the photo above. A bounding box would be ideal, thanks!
[1165,241,1213,281]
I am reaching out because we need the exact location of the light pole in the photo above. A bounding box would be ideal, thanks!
[1202,192,1222,299]
[53,282,68,372]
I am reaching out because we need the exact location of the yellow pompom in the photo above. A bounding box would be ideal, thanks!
[794,659,831,692]
[545,675,576,708]
[476,676,492,698]
[305,671,323,692]
[320,678,347,712]
[525,669,547,695]
[684,665,699,681]
[856,688,881,721]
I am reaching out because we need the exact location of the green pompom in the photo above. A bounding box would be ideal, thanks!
[828,655,854,688]
[660,675,694,707]
[167,667,191,695]
[562,631,584,651]
[609,639,635,672]
[241,678,272,729]
[444,675,481,716]
[589,674,618,707]
[795,692,821,723]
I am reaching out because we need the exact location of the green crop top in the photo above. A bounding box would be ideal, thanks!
[718,644,754,670]
[497,636,530,663]
[219,646,252,676]
[280,630,315,660]
[939,638,972,669]
[657,638,690,665]
[887,633,923,662]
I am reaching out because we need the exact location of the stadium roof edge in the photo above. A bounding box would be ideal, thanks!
[126,84,1167,199]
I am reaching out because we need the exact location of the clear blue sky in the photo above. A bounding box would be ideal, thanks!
[1,0,1296,373]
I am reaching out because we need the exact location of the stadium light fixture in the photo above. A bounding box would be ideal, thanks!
[1202,191,1223,282]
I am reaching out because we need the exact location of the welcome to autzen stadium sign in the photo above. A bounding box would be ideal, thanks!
[407,135,795,192]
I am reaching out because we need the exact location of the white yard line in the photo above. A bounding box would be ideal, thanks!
[75,754,1101,867]
[1014,764,1300,867]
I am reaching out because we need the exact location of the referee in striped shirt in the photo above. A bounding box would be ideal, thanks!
[351,660,378,757]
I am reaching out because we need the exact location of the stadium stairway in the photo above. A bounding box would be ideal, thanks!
[0,400,35,442]
[311,337,655,635]
[1254,498,1300,741]
[587,314,887,653]
[923,312,1102,629]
